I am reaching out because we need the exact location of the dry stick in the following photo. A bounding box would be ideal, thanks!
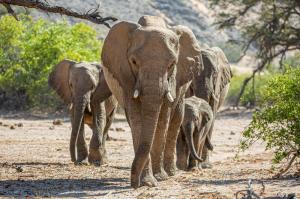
[0,0,117,28]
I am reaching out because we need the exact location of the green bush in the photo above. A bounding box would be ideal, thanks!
[241,67,300,173]
[0,15,102,110]
[226,72,272,106]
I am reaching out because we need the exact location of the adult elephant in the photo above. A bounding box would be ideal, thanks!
[49,60,118,165]
[101,15,202,188]
[187,46,232,168]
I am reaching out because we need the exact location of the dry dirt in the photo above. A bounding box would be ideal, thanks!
[0,110,299,198]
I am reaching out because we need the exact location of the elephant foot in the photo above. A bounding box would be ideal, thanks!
[164,162,177,176]
[187,165,200,172]
[130,173,140,189]
[74,161,88,166]
[141,172,158,187]
[88,148,107,166]
[77,146,88,163]
[153,168,168,181]
[200,162,213,169]
[71,157,76,163]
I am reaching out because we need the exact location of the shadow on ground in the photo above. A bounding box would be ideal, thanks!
[190,175,300,188]
[0,177,130,197]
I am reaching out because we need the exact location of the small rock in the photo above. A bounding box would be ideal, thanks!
[49,126,55,130]
[17,123,23,127]
[0,121,2,125]
[53,119,63,125]
[109,128,115,131]
[3,124,9,127]
[228,137,232,140]
[56,148,62,151]
[15,166,23,172]
[230,131,235,135]
[115,127,125,132]
[10,125,15,130]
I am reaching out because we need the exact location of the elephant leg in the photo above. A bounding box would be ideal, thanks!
[125,100,157,188]
[164,99,184,176]
[76,121,88,163]
[104,107,117,141]
[88,102,106,166]
[176,129,189,170]
[151,103,171,181]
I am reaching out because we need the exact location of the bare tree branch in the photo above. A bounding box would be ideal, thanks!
[2,3,17,20]
[0,0,117,28]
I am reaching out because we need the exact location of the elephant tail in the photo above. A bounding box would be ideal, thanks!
[205,136,214,151]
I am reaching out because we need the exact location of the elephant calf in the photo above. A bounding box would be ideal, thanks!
[176,96,213,171]
[49,59,118,165]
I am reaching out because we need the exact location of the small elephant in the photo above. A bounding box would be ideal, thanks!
[101,15,202,188]
[48,59,118,165]
[187,46,232,168]
[176,96,213,171]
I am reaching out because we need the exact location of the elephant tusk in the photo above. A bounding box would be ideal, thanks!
[87,103,91,112]
[166,91,174,103]
[133,89,139,99]
[69,103,73,110]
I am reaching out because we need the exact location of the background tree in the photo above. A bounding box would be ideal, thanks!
[209,0,300,106]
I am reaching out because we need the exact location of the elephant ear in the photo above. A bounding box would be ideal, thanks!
[171,25,202,88]
[101,21,140,104]
[211,47,233,92]
[200,101,213,126]
[48,59,76,104]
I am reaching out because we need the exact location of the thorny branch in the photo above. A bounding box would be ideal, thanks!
[0,0,117,28]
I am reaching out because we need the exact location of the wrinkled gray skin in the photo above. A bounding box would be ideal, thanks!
[48,60,118,165]
[101,15,202,188]
[176,96,213,171]
[186,47,232,169]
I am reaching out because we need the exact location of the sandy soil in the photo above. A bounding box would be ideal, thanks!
[0,110,299,198]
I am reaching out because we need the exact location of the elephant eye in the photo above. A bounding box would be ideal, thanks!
[130,56,138,67]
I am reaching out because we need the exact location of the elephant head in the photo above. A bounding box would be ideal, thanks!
[102,18,202,188]
[191,47,232,112]
[48,59,101,162]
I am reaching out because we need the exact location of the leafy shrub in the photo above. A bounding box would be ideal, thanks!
[241,67,300,174]
[0,15,102,110]
[225,72,271,107]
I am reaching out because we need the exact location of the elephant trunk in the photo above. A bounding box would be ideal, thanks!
[182,122,203,162]
[70,95,89,162]
[131,71,163,188]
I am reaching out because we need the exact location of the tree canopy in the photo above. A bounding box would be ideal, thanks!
[209,0,300,106]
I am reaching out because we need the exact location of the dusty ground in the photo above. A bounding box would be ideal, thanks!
[0,110,299,198]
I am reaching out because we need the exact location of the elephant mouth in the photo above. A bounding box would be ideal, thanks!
[132,75,175,103]
[84,110,93,126]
